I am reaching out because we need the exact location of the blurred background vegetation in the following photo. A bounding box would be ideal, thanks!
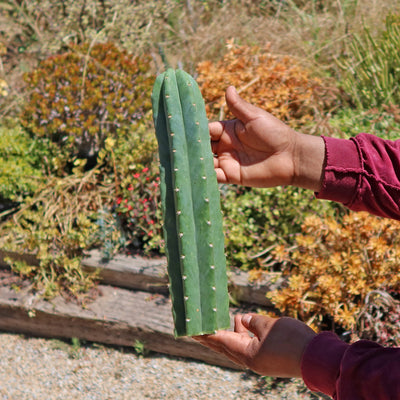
[0,0,399,345]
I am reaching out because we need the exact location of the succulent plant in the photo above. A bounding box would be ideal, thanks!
[20,42,153,171]
[152,68,230,337]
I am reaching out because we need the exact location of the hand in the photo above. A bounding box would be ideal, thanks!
[209,86,325,191]
[194,313,316,378]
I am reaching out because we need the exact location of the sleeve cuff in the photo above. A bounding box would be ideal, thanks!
[301,332,348,397]
[315,136,363,206]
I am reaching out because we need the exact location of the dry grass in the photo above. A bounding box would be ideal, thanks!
[2,0,400,78]
[151,0,400,76]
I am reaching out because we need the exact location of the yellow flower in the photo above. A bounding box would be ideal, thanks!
[0,79,8,97]
[0,42,6,56]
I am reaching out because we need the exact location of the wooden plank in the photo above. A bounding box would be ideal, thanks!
[0,249,39,268]
[0,284,240,370]
[0,248,281,306]
[82,250,169,294]
[82,250,281,307]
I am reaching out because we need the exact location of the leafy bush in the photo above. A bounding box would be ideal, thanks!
[105,116,163,254]
[339,14,400,109]
[357,290,400,346]
[115,166,162,253]
[0,122,56,202]
[20,42,154,173]
[0,41,161,296]
[0,114,163,296]
[197,41,337,128]
[0,171,114,300]
[329,104,400,140]
[221,185,341,270]
[268,212,400,337]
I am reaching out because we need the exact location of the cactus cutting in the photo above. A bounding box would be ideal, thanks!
[151,69,230,337]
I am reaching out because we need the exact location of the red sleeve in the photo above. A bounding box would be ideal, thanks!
[305,133,400,399]
[316,133,400,220]
[301,332,400,399]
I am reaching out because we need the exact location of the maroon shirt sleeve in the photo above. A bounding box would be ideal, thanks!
[316,133,400,219]
[301,332,400,399]
[302,133,400,399]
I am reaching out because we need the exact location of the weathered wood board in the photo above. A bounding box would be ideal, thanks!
[82,250,281,307]
[0,249,281,307]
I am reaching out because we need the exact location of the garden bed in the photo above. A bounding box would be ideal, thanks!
[0,249,279,369]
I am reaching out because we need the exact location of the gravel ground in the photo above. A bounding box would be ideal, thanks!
[0,332,319,400]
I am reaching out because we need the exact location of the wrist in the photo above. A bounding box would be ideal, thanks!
[292,133,325,191]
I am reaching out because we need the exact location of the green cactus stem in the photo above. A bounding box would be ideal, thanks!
[151,68,230,337]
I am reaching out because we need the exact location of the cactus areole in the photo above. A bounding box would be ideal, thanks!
[151,69,230,337]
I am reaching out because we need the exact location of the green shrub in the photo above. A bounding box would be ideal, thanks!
[0,122,55,202]
[115,165,162,253]
[339,14,400,109]
[0,42,161,296]
[20,42,154,174]
[329,105,400,140]
[106,116,163,254]
[0,172,113,300]
[0,121,163,297]
[221,185,342,270]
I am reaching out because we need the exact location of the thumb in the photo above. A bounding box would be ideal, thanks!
[241,313,278,338]
[225,86,260,123]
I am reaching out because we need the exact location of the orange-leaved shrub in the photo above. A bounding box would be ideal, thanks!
[268,212,400,341]
[20,42,154,173]
[197,40,336,128]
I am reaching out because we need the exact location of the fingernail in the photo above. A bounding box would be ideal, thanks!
[242,314,252,326]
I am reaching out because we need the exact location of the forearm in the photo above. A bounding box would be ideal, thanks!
[292,132,325,192]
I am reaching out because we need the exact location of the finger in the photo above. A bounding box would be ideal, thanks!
[194,330,250,355]
[241,314,278,338]
[213,156,229,183]
[194,331,250,367]
[215,168,229,184]
[225,86,261,123]
[234,313,249,334]
[209,121,225,142]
